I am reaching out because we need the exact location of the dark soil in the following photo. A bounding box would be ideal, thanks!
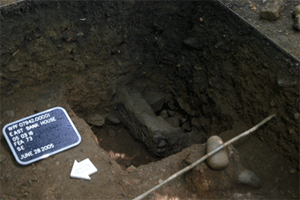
[0,0,299,199]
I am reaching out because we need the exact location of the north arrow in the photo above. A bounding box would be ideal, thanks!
[70,158,98,180]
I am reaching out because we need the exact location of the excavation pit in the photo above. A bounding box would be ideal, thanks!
[0,0,299,199]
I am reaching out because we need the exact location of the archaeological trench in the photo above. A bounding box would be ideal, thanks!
[0,1,299,199]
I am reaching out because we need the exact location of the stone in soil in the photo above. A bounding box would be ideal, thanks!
[293,14,300,31]
[159,109,168,118]
[260,0,284,20]
[238,170,262,188]
[293,4,300,17]
[115,86,186,157]
[185,144,257,193]
[166,115,180,127]
[183,37,200,49]
[105,112,121,124]
[191,117,201,129]
[86,114,105,126]
[7,59,23,72]
[182,121,191,131]
[167,110,175,117]
[206,135,229,170]
[175,97,198,116]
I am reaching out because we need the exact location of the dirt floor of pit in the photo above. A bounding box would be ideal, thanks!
[0,0,299,200]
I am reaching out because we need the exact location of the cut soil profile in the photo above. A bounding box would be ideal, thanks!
[0,0,299,199]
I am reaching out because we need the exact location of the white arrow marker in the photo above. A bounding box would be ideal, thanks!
[70,158,98,180]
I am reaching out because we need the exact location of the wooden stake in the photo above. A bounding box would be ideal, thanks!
[133,114,275,200]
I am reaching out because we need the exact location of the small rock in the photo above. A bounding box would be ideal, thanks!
[260,0,284,20]
[4,110,15,118]
[179,117,187,124]
[183,37,200,49]
[293,5,300,17]
[288,128,295,134]
[238,170,262,188]
[294,112,300,120]
[176,97,198,116]
[159,110,168,118]
[106,112,121,124]
[158,140,167,148]
[194,64,202,71]
[293,14,300,31]
[269,99,276,107]
[191,117,201,129]
[86,114,105,126]
[166,116,180,127]
[182,121,191,131]
[77,32,84,36]
[126,165,136,172]
[7,60,23,72]
[157,148,166,153]
[152,133,164,144]
[206,136,229,170]
[167,110,175,117]
[0,71,7,79]
[167,99,177,110]
[108,129,116,137]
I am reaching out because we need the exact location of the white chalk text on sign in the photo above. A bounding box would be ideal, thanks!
[2,107,81,165]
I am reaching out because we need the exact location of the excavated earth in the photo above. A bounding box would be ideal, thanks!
[0,1,299,199]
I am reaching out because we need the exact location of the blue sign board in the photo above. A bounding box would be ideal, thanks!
[2,107,81,165]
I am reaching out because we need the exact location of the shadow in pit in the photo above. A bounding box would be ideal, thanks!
[92,124,160,170]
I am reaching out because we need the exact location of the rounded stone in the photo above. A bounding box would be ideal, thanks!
[293,14,300,31]
[206,136,229,170]
[7,61,23,72]
[238,170,262,188]
[293,5,300,17]
[86,114,105,126]
[157,148,166,153]
[105,113,121,124]
[158,139,167,148]
[159,110,168,118]
[167,110,175,117]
